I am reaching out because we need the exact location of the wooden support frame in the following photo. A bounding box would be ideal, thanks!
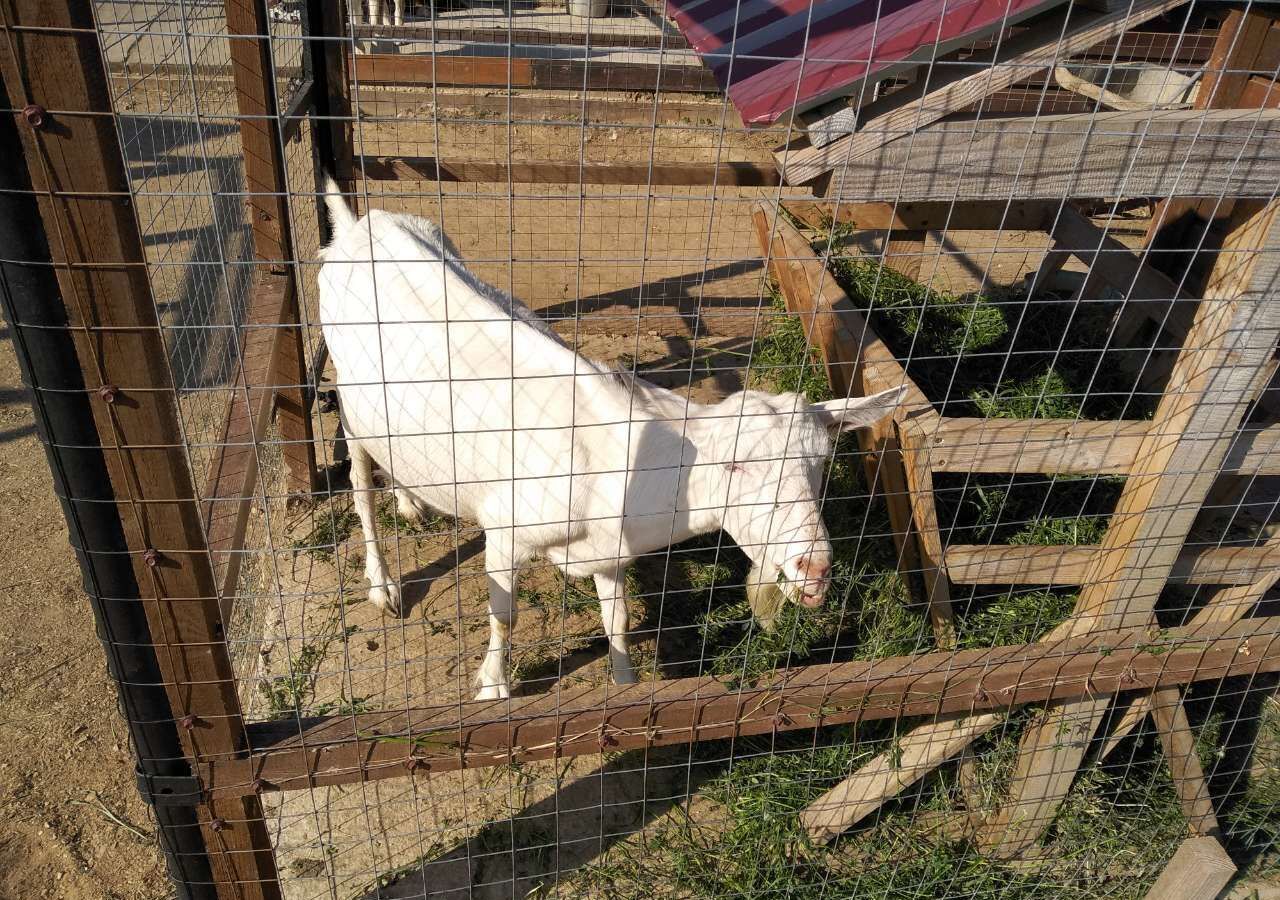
[196,617,1280,798]
[1140,836,1238,900]
[898,417,956,647]
[350,53,719,93]
[227,0,317,494]
[0,2,282,896]
[980,199,1280,859]
[776,0,1189,186]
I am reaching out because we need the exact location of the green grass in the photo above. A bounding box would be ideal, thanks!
[258,624,358,719]
[971,369,1082,420]
[825,252,1009,356]
[957,589,1077,649]
[749,289,834,402]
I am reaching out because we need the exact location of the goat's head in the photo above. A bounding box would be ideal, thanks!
[702,384,907,627]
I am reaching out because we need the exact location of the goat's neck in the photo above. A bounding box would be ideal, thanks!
[665,407,730,540]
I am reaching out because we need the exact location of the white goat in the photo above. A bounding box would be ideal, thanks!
[318,179,907,700]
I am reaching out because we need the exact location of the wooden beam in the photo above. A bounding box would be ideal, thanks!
[201,274,294,619]
[822,108,1280,203]
[349,155,782,187]
[898,417,956,647]
[781,200,1058,233]
[1100,567,1280,759]
[1140,837,1237,900]
[349,19,691,51]
[350,53,719,93]
[776,0,1189,185]
[750,204,933,588]
[945,543,1280,587]
[0,2,282,895]
[227,0,316,493]
[1151,686,1221,836]
[199,617,1280,798]
[981,199,1280,859]
[802,712,1002,842]
[922,418,1280,477]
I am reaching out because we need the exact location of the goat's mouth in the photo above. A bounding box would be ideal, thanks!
[797,587,825,608]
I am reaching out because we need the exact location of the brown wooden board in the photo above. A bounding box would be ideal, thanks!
[199,617,1280,797]
[350,53,719,93]
[781,200,1059,232]
[227,0,315,493]
[349,154,781,186]
[0,2,282,896]
[944,543,1280,586]
[1140,836,1237,900]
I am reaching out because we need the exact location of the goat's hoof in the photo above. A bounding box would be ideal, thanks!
[612,669,638,686]
[369,583,402,616]
[474,683,509,701]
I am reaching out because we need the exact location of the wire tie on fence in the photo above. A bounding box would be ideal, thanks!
[97,384,118,404]
[179,714,200,730]
[142,548,160,568]
[209,817,227,833]
[21,104,44,128]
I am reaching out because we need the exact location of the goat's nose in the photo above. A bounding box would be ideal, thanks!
[797,556,831,581]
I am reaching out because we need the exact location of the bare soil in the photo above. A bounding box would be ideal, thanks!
[0,332,169,900]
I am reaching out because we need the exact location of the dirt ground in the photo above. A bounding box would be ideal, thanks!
[0,332,169,900]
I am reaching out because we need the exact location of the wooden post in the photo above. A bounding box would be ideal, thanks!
[898,417,956,647]
[981,200,1280,859]
[226,0,317,493]
[0,2,281,897]
[1140,836,1237,900]
[306,0,353,190]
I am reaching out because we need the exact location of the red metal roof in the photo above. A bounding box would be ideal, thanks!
[665,0,1067,125]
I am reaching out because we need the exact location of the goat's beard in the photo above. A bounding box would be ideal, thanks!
[746,561,785,630]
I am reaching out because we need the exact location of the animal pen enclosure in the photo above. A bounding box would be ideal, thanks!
[2,0,1280,897]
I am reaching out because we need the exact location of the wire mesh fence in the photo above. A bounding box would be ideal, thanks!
[1,0,1279,898]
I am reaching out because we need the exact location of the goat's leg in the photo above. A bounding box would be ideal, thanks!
[593,568,636,685]
[350,442,401,615]
[392,0,404,26]
[367,0,382,24]
[475,529,518,700]
[393,486,430,525]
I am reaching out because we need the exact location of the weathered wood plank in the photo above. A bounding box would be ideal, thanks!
[1150,687,1220,836]
[777,0,1188,185]
[1140,836,1237,900]
[350,53,719,93]
[922,418,1280,476]
[823,109,1280,203]
[945,544,1280,586]
[201,617,1280,797]
[982,199,1280,859]
[898,417,956,647]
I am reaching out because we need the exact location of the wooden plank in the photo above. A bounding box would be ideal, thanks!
[883,229,928,281]
[1101,567,1280,759]
[0,2,282,896]
[1233,74,1280,110]
[781,200,1058,233]
[201,275,293,618]
[1150,686,1220,836]
[776,0,1188,185]
[823,108,1280,203]
[350,18,690,51]
[227,0,315,493]
[982,199,1280,859]
[199,617,1280,797]
[802,713,1002,842]
[308,0,354,185]
[923,418,1280,476]
[350,53,719,93]
[751,204,933,585]
[349,154,782,187]
[945,543,1280,586]
[1140,836,1237,900]
[898,417,956,647]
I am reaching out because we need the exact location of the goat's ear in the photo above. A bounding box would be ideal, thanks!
[811,385,909,433]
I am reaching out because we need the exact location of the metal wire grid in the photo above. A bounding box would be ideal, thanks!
[13,0,1280,898]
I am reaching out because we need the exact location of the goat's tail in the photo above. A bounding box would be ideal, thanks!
[323,175,356,241]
